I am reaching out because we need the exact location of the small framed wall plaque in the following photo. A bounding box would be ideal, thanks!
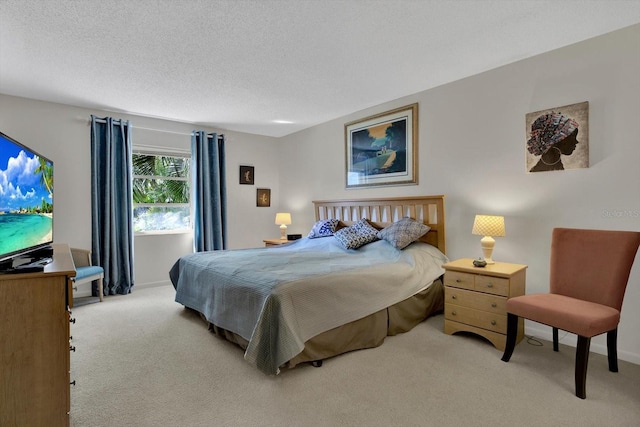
[256,188,271,207]
[239,165,255,184]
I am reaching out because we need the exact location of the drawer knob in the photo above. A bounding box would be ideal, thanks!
[70,345,76,352]
[491,320,497,326]
[455,279,461,283]
[491,303,497,308]
[451,311,457,316]
[70,380,76,386]
[70,318,76,324]
[451,295,457,300]
[486,283,493,288]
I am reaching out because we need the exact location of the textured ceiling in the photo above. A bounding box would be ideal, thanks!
[1,0,639,137]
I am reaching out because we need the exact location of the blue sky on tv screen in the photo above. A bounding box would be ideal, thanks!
[0,134,52,212]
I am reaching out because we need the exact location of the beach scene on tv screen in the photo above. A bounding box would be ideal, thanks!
[0,135,53,256]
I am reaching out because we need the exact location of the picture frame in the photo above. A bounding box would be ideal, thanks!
[525,101,589,173]
[256,188,271,207]
[239,165,254,185]
[345,103,418,189]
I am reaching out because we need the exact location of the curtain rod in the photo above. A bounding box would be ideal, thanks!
[134,143,190,155]
[85,117,224,140]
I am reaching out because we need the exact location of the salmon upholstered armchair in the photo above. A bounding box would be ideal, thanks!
[501,228,640,399]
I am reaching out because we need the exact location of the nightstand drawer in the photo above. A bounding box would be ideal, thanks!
[445,270,510,296]
[443,271,475,290]
[474,275,509,296]
[445,287,506,313]
[445,304,507,334]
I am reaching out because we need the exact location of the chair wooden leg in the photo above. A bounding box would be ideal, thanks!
[553,327,559,352]
[607,328,618,373]
[501,313,519,362]
[575,335,591,399]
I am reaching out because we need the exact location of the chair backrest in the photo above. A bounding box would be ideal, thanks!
[550,228,640,310]
[70,248,92,268]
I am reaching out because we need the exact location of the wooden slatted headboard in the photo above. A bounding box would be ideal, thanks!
[312,195,446,254]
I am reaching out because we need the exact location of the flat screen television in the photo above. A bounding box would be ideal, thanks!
[0,131,54,269]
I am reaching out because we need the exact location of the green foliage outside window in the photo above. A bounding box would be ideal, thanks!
[132,153,190,232]
[133,154,189,203]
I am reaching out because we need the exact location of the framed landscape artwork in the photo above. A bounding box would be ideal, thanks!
[345,103,418,189]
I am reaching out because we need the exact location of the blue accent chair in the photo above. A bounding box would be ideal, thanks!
[70,248,104,302]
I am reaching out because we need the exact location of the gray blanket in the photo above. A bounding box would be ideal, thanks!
[170,236,448,374]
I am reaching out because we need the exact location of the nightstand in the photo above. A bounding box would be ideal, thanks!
[263,238,290,247]
[443,258,527,351]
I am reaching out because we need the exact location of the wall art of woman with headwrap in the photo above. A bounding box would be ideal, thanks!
[525,102,589,173]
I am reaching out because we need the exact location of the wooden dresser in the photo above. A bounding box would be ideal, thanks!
[443,258,526,351]
[0,244,76,427]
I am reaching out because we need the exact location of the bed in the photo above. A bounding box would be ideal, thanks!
[170,195,448,374]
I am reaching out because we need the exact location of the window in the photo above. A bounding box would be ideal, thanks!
[132,152,190,233]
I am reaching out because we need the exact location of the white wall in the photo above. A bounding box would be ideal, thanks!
[278,25,640,363]
[0,95,282,291]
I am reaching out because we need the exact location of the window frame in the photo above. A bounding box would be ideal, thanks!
[132,148,192,236]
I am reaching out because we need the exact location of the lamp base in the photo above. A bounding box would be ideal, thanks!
[480,235,496,264]
[280,225,287,240]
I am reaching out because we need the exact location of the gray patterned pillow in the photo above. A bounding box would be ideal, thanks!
[308,219,340,238]
[377,217,430,249]
[334,218,379,249]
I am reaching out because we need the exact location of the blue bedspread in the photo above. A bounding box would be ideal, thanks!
[170,236,448,374]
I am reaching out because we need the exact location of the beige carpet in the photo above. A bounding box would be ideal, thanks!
[70,284,640,427]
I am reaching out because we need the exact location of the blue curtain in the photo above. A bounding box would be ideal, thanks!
[90,115,135,295]
[191,131,227,252]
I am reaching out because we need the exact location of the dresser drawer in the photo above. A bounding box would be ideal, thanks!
[445,304,507,334]
[474,275,510,296]
[445,286,506,313]
[443,271,475,290]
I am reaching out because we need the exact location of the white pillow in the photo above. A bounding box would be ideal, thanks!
[308,219,340,238]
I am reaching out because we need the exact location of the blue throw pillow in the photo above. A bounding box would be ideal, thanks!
[334,218,379,249]
[377,217,430,250]
[308,219,340,238]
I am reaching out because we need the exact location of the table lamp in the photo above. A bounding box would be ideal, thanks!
[472,214,505,264]
[275,213,292,240]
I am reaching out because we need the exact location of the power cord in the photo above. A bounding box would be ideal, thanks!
[525,335,543,346]
[525,331,569,347]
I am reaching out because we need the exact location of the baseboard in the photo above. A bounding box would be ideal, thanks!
[73,279,172,299]
[525,324,640,366]
[135,280,172,290]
